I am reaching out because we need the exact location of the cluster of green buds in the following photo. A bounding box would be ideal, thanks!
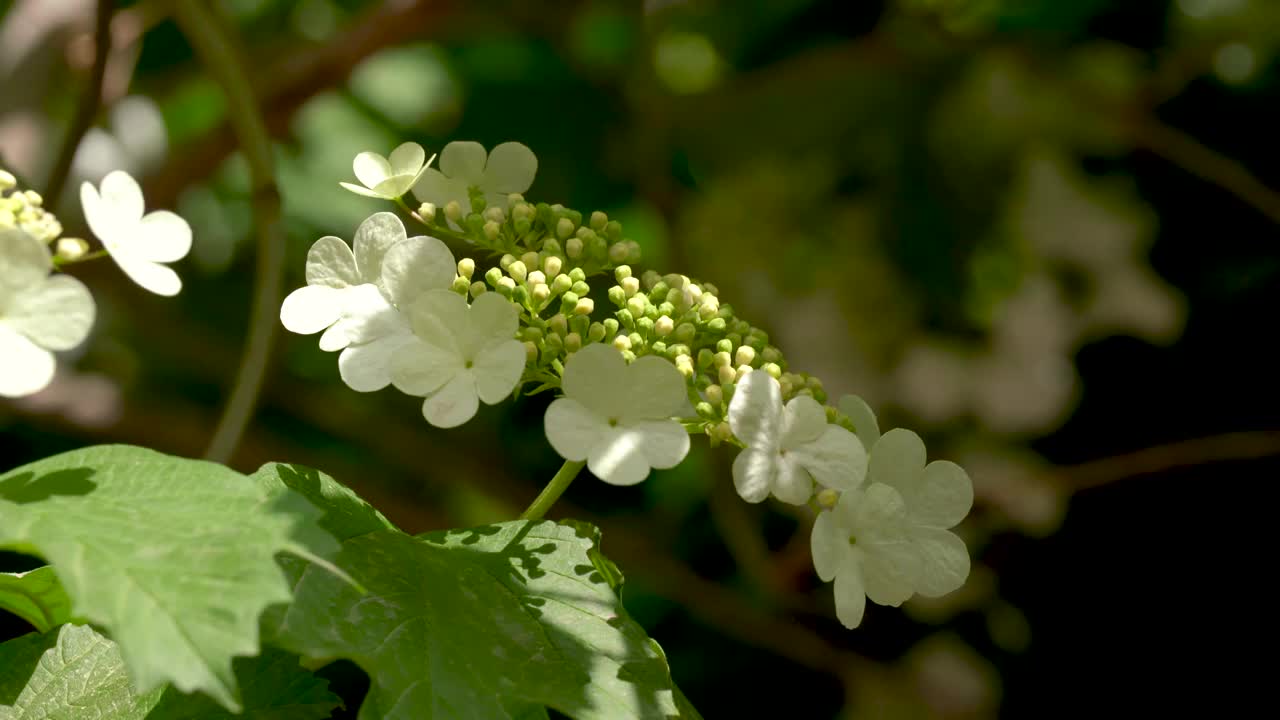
[0,168,88,261]
[420,193,641,279]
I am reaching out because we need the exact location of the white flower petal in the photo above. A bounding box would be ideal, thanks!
[727,371,783,452]
[114,255,181,296]
[352,151,392,190]
[459,291,519,357]
[773,455,814,505]
[422,372,479,428]
[618,355,688,421]
[909,527,970,598]
[404,289,467,353]
[811,510,843,582]
[909,460,973,529]
[780,395,828,448]
[483,141,537,195]
[860,542,918,608]
[439,141,487,185]
[388,142,426,177]
[336,283,403,346]
[318,324,348,352]
[305,236,360,288]
[133,210,192,263]
[632,419,690,470]
[5,275,94,350]
[96,170,145,224]
[351,212,407,283]
[372,176,415,199]
[838,394,881,450]
[472,339,525,405]
[561,343,629,420]
[587,427,652,486]
[339,181,387,199]
[0,325,55,398]
[411,169,471,216]
[790,425,867,492]
[0,228,53,292]
[280,285,345,335]
[380,235,455,306]
[731,448,776,504]
[390,337,461,395]
[832,557,867,629]
[545,397,608,463]
[338,331,416,392]
[868,428,927,493]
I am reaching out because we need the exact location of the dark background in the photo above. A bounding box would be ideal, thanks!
[3,0,1277,716]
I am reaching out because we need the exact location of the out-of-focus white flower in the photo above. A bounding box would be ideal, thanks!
[80,170,192,296]
[412,141,537,218]
[728,371,866,504]
[544,344,690,486]
[339,142,434,200]
[390,290,526,428]
[0,228,94,398]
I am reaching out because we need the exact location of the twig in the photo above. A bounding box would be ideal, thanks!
[1058,430,1280,491]
[44,0,115,205]
[172,1,283,464]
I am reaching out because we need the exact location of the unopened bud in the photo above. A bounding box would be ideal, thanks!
[564,332,583,352]
[816,488,840,509]
[483,206,506,223]
[654,315,675,337]
[496,276,516,297]
[762,362,782,379]
[718,364,737,385]
[608,242,629,264]
[532,283,551,304]
[457,258,476,279]
[526,270,546,287]
[705,384,724,406]
[54,237,88,261]
[418,202,437,221]
[588,322,606,343]
[469,281,487,298]
[445,200,463,222]
[552,274,573,295]
[566,236,583,258]
[613,334,632,352]
[621,276,640,297]
[451,275,471,294]
[507,260,528,283]
[608,285,626,307]
[735,345,757,367]
[548,314,569,337]
[543,255,563,278]
[602,318,620,336]
[485,267,504,287]
[615,265,632,282]
[557,217,575,239]
[573,298,595,316]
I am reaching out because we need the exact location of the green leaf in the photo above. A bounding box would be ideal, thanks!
[271,521,688,719]
[0,445,335,711]
[0,567,73,633]
[0,624,340,719]
[251,463,396,543]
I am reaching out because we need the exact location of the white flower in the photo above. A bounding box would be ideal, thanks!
[727,372,867,504]
[0,229,94,398]
[339,142,434,200]
[80,170,192,296]
[811,483,920,629]
[280,212,454,392]
[390,290,525,428]
[810,428,973,629]
[412,141,537,217]
[544,344,690,486]
[864,428,972,597]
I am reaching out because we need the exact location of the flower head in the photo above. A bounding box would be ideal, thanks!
[80,170,192,296]
[280,212,455,391]
[0,229,94,397]
[390,290,526,428]
[339,142,434,200]
[544,344,691,486]
[412,141,537,218]
[728,372,867,504]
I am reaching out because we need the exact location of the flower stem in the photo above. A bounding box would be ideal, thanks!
[394,195,474,246]
[51,249,109,268]
[519,460,586,520]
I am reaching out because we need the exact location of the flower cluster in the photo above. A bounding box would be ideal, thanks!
[285,140,976,629]
[1,166,192,397]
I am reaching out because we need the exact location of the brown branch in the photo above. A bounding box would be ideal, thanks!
[1057,430,1280,491]
[44,0,115,205]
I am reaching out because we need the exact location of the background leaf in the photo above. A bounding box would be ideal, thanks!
[0,568,73,633]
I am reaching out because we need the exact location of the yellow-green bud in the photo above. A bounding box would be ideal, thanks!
[816,488,840,509]
[419,202,437,221]
[508,193,525,205]
[457,258,476,279]
[736,364,753,378]
[496,276,516,296]
[604,220,623,240]
[713,351,732,368]
[716,338,733,354]
[674,322,696,345]
[573,298,594,316]
[697,348,715,369]
[566,236,583,258]
[636,317,654,336]
[521,251,540,271]
[571,281,590,296]
[675,354,695,378]
[626,296,646,318]
[641,270,662,289]
[590,211,608,231]
[762,346,783,364]
[532,283,551,304]
[718,365,737,385]
[695,401,715,419]
[0,169,15,190]
[654,315,675,337]
[469,281,487,298]
[705,384,723,406]
[615,265,632,282]
[608,242,629,264]
[557,217,575,239]
[651,341,668,356]
[608,285,626,307]
[500,254,516,270]
[552,274,573,295]
[762,362,782,379]
[507,260,528,283]
[484,221,501,241]
[603,318,619,336]
[54,237,88,261]
[565,332,583,352]
[485,267,504,287]
[484,206,506,223]
[621,276,640,297]
[735,345,756,367]
[613,334,632,351]
[445,200,463,223]
[628,332,644,348]
[549,313,569,337]
[711,422,733,444]
[543,255,563,278]
[514,285,531,305]
[568,268,587,283]
[588,322,606,343]
[527,270,546,287]
[451,275,471,294]
[524,341,539,363]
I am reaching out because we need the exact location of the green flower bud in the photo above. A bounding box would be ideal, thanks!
[566,237,583,258]
[483,220,501,241]
[543,255,563,278]
[713,351,732,368]
[654,315,675,337]
[707,317,727,332]
[608,285,626,307]
[445,200,463,223]
[469,281,487,298]
[542,237,563,256]
[675,354,695,378]
[651,341,668,356]
[570,314,590,337]
[650,281,669,299]
[605,220,623,240]
[571,281,590,296]
[674,322,696,345]
[608,242,629,264]
[0,169,16,191]
[565,332,583,353]
[484,206,506,223]
[508,193,526,206]
[548,313,569,337]
[718,364,737,385]
[499,254,516,270]
[621,276,640,297]
[641,270,662,289]
[731,320,751,336]
[710,421,733,446]
[568,267,587,283]
[702,282,719,297]
[716,338,733,354]
[573,298,595,316]
[512,285,531,305]
[666,343,690,360]
[815,488,840,509]
[705,384,723,406]
[419,202,437,221]
[545,332,564,351]
[457,258,476,279]
[514,218,532,234]
[697,348,715,369]
[636,317,655,336]
[527,270,546,287]
[613,334,632,351]
[485,266,504,287]
[695,402,716,420]
[522,327,544,342]
[626,296,647,318]
[451,275,471,294]
[603,318,620,336]
[762,362,782,379]
[726,333,743,348]
[717,304,735,320]
[615,309,635,329]
[507,260,528,283]
[615,265,632,282]
[623,240,642,264]
[698,300,719,321]
[628,332,644,349]
[557,217,575,239]
[735,345,757,367]
[559,291,580,313]
[497,277,516,297]
[761,346,783,364]
[552,274,573,295]
[588,322,606,343]
[524,341,539,363]
[590,210,608,231]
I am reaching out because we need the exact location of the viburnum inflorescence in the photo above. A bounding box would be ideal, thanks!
[284,139,977,628]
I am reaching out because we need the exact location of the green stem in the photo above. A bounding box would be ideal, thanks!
[51,249,109,268]
[174,0,284,464]
[44,0,114,206]
[394,195,474,246]
[519,460,586,520]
